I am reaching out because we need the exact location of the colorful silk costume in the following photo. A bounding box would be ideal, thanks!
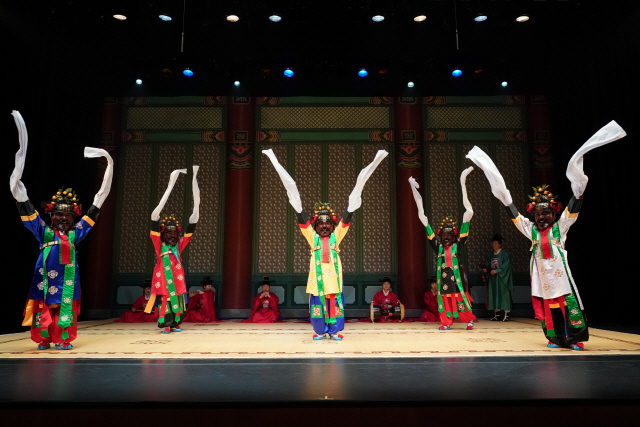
[10,111,113,348]
[466,120,625,347]
[262,148,388,339]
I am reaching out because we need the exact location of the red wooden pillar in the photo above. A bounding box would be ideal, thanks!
[527,95,556,190]
[394,96,426,310]
[222,96,255,312]
[83,97,121,318]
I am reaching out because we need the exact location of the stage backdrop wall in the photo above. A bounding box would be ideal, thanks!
[111,96,226,309]
[254,97,396,310]
[423,96,532,306]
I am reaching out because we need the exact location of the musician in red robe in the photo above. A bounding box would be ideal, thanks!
[420,277,439,322]
[371,277,400,322]
[115,284,158,323]
[183,276,219,323]
[243,279,280,323]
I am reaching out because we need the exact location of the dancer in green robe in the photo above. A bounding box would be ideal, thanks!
[483,234,513,321]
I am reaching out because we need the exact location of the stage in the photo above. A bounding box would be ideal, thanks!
[2,318,640,359]
[2,318,640,424]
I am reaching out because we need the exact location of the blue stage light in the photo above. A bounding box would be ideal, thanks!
[234,81,240,87]
[284,68,294,78]
[408,82,415,88]
[183,68,194,77]
[269,15,282,22]
[502,81,508,87]
[159,15,172,21]
[372,15,384,22]
[358,69,368,78]
[475,15,487,22]
[452,69,462,77]
[136,79,142,85]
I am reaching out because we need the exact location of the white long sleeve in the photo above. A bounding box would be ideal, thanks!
[347,150,389,212]
[408,177,429,227]
[460,166,474,223]
[151,169,187,221]
[262,149,303,213]
[189,166,200,224]
[566,120,626,198]
[465,146,512,206]
[9,111,29,202]
[84,147,114,208]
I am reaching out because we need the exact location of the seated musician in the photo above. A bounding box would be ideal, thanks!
[115,282,158,323]
[183,276,219,323]
[371,277,403,322]
[243,278,281,323]
[419,277,439,322]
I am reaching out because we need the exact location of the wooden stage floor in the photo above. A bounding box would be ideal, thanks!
[2,318,640,359]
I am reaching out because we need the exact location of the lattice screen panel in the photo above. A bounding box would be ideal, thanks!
[127,107,224,130]
[361,144,392,273]
[328,144,357,274]
[260,106,390,129]
[117,145,153,273]
[427,107,522,129]
[428,144,459,274]
[496,144,530,274]
[292,144,323,274]
[462,144,494,275]
[257,145,289,273]
[187,144,222,273]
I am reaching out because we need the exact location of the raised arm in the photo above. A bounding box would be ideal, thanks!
[408,177,438,251]
[10,111,29,203]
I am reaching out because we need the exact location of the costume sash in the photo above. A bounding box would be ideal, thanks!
[159,243,183,324]
[436,243,472,318]
[41,227,76,339]
[313,233,344,324]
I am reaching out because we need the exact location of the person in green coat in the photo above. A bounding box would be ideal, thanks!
[483,235,514,321]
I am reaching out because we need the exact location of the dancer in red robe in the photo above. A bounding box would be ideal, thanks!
[420,278,440,322]
[243,279,280,323]
[183,277,220,323]
[115,284,158,323]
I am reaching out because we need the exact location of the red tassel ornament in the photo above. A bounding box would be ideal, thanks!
[331,215,338,223]
[526,203,534,213]
[45,203,54,213]
[550,201,562,213]
[73,205,82,216]
[311,216,317,224]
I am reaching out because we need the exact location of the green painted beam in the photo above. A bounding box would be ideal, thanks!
[278,97,374,105]
[279,130,373,142]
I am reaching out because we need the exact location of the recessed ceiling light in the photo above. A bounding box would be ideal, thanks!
[136,79,142,85]
[502,81,508,87]
[183,68,194,77]
[113,15,127,21]
[358,69,368,78]
[452,69,462,77]
[284,68,294,78]
[234,81,240,87]
[414,15,427,22]
[159,15,172,21]
[227,15,239,22]
[407,82,414,88]
[516,15,529,22]
[372,15,384,23]
[269,15,282,22]
[474,15,487,22]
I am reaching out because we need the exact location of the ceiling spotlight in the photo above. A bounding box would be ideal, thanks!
[284,68,294,78]
[501,81,508,87]
[452,69,462,77]
[372,15,384,22]
[113,15,127,20]
[516,15,529,22]
[234,81,240,87]
[414,15,427,22]
[227,15,239,22]
[183,68,194,77]
[474,14,487,22]
[407,82,415,88]
[136,79,142,85]
[159,15,172,21]
[269,15,282,22]
[358,69,368,78]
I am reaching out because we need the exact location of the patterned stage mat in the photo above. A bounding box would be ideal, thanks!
[1,318,639,359]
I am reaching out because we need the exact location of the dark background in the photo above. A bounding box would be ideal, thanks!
[1,1,639,333]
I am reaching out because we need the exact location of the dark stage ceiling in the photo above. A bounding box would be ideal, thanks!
[3,0,639,97]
